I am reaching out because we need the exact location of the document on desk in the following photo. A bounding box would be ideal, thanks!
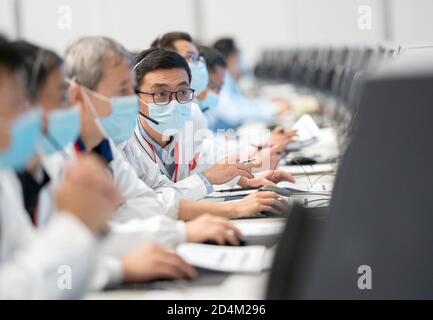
[277,181,333,192]
[280,163,336,175]
[176,244,267,274]
[235,220,285,237]
[286,114,321,151]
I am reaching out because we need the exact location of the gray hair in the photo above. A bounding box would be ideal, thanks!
[64,36,131,90]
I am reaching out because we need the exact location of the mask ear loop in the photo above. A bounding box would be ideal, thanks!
[80,88,111,139]
[137,96,159,125]
[81,88,101,119]
[65,78,110,119]
[65,78,110,138]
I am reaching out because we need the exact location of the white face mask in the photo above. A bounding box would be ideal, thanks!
[81,87,139,144]
[189,58,209,96]
[138,97,192,136]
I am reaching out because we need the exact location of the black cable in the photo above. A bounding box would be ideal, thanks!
[139,111,159,125]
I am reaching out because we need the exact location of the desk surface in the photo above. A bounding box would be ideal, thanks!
[86,175,335,300]
[87,218,281,300]
[87,125,338,300]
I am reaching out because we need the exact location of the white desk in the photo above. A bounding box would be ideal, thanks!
[87,218,281,300]
[87,127,338,300]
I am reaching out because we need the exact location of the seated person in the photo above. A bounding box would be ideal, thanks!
[26,37,243,287]
[62,36,288,223]
[150,32,297,187]
[0,36,119,299]
[123,47,289,219]
[211,38,288,131]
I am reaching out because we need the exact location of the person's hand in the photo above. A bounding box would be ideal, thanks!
[237,176,274,188]
[120,242,197,283]
[186,214,242,245]
[202,156,259,185]
[55,155,121,235]
[270,127,298,153]
[252,145,282,171]
[230,191,289,218]
[238,170,295,188]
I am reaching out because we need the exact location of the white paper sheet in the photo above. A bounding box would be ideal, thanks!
[176,244,267,273]
[276,181,333,192]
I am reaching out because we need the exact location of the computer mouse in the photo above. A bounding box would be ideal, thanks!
[259,185,292,197]
[289,156,317,165]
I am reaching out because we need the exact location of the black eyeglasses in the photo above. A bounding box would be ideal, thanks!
[135,88,195,106]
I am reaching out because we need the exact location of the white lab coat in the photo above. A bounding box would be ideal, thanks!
[0,169,98,299]
[122,104,215,201]
[122,104,245,199]
[120,132,210,201]
[42,139,187,249]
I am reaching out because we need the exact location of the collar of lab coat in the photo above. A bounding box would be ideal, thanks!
[137,120,177,160]
[75,137,114,164]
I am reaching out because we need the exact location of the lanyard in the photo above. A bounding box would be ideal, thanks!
[134,129,182,182]
[134,130,179,182]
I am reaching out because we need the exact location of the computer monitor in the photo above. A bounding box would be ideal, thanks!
[266,204,328,299]
[292,50,433,299]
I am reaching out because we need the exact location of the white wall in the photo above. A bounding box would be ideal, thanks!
[0,0,433,62]
[0,0,16,37]
[389,0,433,44]
[8,0,196,54]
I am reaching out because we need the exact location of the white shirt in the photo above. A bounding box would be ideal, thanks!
[123,104,246,197]
[0,169,98,299]
[41,139,187,273]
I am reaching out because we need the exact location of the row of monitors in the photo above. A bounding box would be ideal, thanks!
[254,45,397,107]
[266,46,433,299]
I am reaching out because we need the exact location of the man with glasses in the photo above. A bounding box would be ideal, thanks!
[142,32,297,190]
[123,47,289,219]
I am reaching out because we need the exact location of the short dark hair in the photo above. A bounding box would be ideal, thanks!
[213,38,238,58]
[134,48,191,87]
[150,32,193,51]
[198,46,227,72]
[0,35,25,73]
[13,40,63,101]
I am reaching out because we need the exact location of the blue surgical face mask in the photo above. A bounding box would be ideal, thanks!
[83,89,139,145]
[141,99,191,136]
[37,107,81,155]
[197,90,219,113]
[189,58,209,96]
[0,109,42,171]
